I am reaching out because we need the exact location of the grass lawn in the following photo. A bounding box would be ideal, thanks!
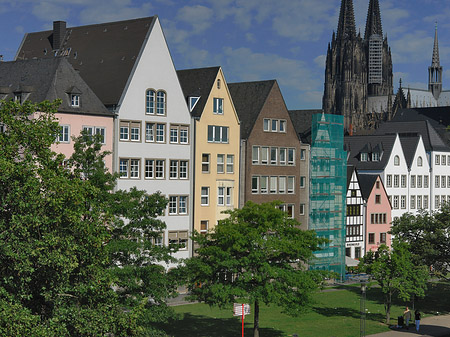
[157,281,450,337]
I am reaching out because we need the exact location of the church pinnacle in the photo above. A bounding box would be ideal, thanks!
[432,23,440,67]
[428,23,443,100]
[337,0,356,40]
[364,0,383,39]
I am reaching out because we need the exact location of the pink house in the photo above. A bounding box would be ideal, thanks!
[359,174,392,252]
[0,58,113,170]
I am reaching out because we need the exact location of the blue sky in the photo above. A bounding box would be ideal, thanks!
[0,0,449,110]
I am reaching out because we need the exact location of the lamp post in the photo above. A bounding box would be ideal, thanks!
[360,281,367,337]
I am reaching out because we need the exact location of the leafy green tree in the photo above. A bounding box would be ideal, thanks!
[359,243,429,324]
[182,201,327,337]
[391,207,450,277]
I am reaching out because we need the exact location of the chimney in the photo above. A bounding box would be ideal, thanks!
[53,21,66,50]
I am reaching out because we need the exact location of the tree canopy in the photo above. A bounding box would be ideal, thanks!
[182,201,327,337]
[0,100,177,336]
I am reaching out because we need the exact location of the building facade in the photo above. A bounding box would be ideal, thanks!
[345,167,365,260]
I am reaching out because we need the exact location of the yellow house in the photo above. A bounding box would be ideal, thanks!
[177,67,240,240]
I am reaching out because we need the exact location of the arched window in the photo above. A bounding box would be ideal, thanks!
[146,89,155,114]
[394,155,400,166]
[156,91,166,115]
[417,156,423,167]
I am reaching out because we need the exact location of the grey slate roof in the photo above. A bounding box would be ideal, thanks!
[399,136,419,169]
[375,120,449,152]
[228,80,275,139]
[392,107,450,148]
[357,174,378,201]
[347,165,355,189]
[176,67,220,118]
[16,17,156,107]
[288,109,322,144]
[0,58,111,116]
[344,134,397,170]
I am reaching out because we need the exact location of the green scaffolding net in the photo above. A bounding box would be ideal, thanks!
[309,113,346,279]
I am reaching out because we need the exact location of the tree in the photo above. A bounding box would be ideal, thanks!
[391,207,450,277]
[359,242,429,324]
[182,201,327,337]
[0,100,178,335]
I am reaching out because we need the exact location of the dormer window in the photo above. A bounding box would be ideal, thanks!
[372,152,380,161]
[189,96,200,112]
[360,153,368,161]
[71,94,80,107]
[14,93,22,103]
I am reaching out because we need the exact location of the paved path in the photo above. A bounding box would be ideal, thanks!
[368,314,450,337]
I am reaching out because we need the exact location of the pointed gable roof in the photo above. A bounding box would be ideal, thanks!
[337,0,356,40]
[176,66,220,118]
[358,174,379,201]
[15,17,156,107]
[364,0,383,39]
[289,109,322,145]
[399,135,420,169]
[0,58,110,116]
[228,80,275,139]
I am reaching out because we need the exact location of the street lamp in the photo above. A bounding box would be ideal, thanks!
[360,281,367,337]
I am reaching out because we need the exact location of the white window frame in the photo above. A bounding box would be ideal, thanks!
[226,154,234,173]
[71,94,80,107]
[59,125,70,143]
[217,154,224,173]
[218,187,225,206]
[213,97,224,115]
[202,153,210,173]
[201,187,210,206]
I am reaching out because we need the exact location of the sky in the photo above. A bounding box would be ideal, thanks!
[0,0,449,110]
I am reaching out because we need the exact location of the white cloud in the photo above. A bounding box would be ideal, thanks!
[245,33,256,43]
[79,1,153,25]
[391,30,433,64]
[314,54,326,69]
[31,1,71,22]
[176,5,213,35]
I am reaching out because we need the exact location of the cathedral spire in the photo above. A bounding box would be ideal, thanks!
[337,0,356,40]
[428,23,443,100]
[364,0,383,40]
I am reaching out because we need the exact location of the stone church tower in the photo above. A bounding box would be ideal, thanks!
[323,0,393,134]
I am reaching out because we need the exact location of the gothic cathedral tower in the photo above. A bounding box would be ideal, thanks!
[323,0,393,134]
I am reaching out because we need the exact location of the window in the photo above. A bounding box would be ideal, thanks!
[436,195,440,208]
[401,195,406,209]
[119,158,140,179]
[71,94,80,107]
[270,147,277,165]
[168,231,188,250]
[361,153,368,161]
[261,147,269,164]
[271,119,278,132]
[417,175,422,188]
[394,155,400,166]
[207,125,228,143]
[279,120,286,132]
[288,176,295,194]
[145,159,165,179]
[393,195,399,209]
[226,187,232,206]
[279,148,287,165]
[83,126,105,144]
[386,174,392,187]
[155,123,165,142]
[218,187,225,205]
[436,175,440,188]
[252,146,259,164]
[168,196,188,215]
[401,175,406,188]
[156,91,166,115]
[355,247,361,259]
[372,152,380,161]
[443,176,447,188]
[213,98,223,114]
[270,176,277,194]
[217,154,224,173]
[202,154,210,173]
[201,187,209,205]
[436,155,440,165]
[279,176,286,194]
[424,195,429,209]
[260,176,268,194]
[368,233,375,244]
[200,220,208,235]
[300,149,306,160]
[252,176,259,194]
[411,195,416,209]
[300,176,306,188]
[59,125,70,143]
[380,233,387,244]
[169,160,188,179]
[288,148,295,165]
[424,175,429,188]
[442,155,446,165]
[146,89,155,114]
[170,125,178,143]
[145,123,154,142]
[299,203,305,215]
[151,233,164,247]
[120,121,141,142]
[217,79,221,89]
[417,156,423,167]
[263,119,270,131]
[376,181,380,189]
[417,195,422,209]
[394,175,399,188]
[189,97,200,112]
[411,175,416,188]
[375,194,381,204]
[226,155,234,173]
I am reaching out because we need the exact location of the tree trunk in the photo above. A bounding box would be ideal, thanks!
[253,299,259,337]
[385,292,392,324]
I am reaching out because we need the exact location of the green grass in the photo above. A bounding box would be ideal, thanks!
[157,281,450,337]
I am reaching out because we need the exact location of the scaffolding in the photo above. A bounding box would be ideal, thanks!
[309,113,347,278]
[368,34,383,84]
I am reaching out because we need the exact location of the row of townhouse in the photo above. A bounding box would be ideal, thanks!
[5,17,311,264]
[344,120,450,260]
